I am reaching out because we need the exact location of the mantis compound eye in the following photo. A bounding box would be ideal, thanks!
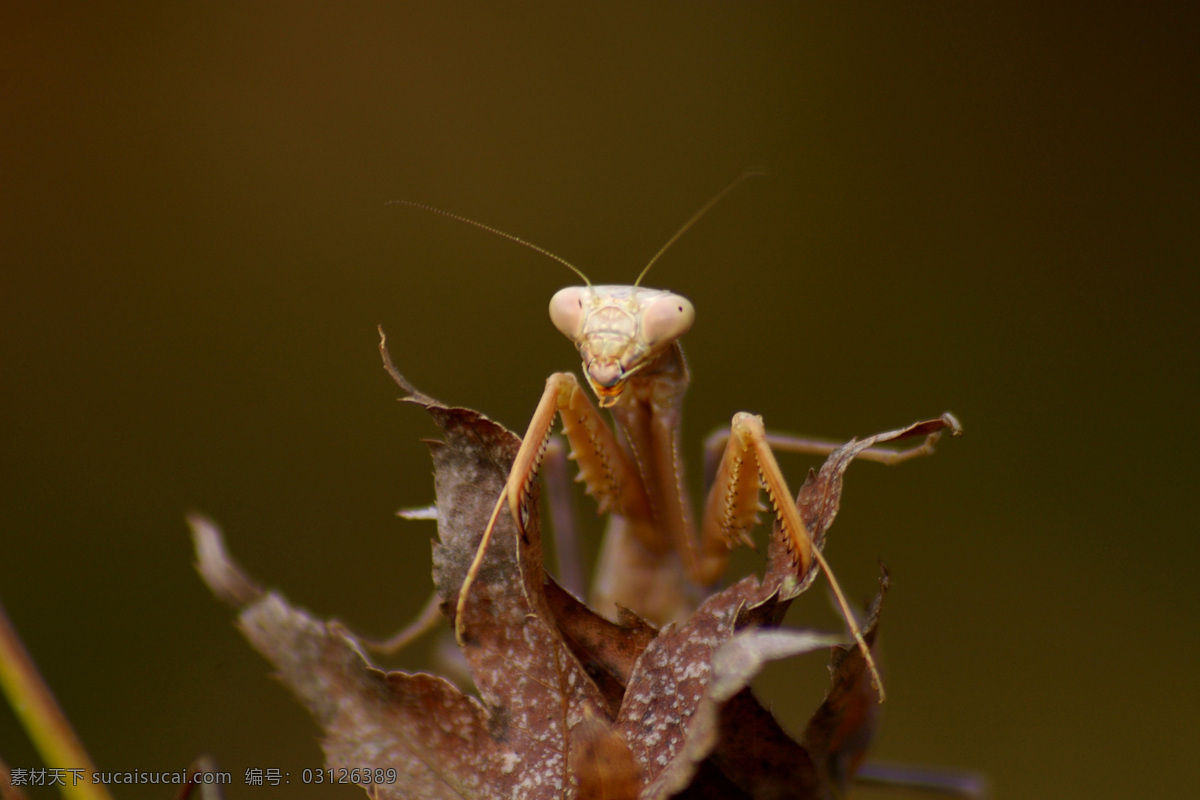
[640,292,695,349]
[549,286,588,340]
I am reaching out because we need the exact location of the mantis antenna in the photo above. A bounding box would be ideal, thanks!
[391,170,763,287]
[388,199,592,286]
[632,169,766,287]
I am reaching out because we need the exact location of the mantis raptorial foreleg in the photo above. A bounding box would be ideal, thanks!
[701,412,884,695]
[703,423,957,487]
[455,370,684,639]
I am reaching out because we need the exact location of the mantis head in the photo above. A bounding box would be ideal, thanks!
[392,171,756,407]
[544,172,759,407]
[550,285,694,407]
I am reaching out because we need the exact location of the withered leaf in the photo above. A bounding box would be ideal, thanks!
[191,517,507,799]
[417,393,613,798]
[189,333,961,800]
[803,570,888,793]
[616,418,957,798]
[632,627,843,800]
[193,353,615,799]
[543,578,658,717]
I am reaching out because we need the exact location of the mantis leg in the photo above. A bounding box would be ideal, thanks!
[457,372,654,638]
[699,412,887,699]
[703,414,961,490]
[367,446,584,657]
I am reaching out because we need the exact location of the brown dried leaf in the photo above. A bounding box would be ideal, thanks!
[387,330,644,717]
[191,518,504,800]
[193,361,616,799]
[803,569,888,793]
[189,333,961,799]
[632,627,843,800]
[543,578,658,717]
[610,416,955,798]
[416,392,612,798]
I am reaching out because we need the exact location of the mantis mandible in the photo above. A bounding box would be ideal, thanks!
[397,175,956,700]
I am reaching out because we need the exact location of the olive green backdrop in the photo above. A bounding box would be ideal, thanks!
[2,4,1195,799]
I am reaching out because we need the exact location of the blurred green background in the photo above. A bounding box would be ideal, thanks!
[2,4,1196,799]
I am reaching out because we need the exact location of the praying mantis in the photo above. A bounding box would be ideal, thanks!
[395,176,960,700]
